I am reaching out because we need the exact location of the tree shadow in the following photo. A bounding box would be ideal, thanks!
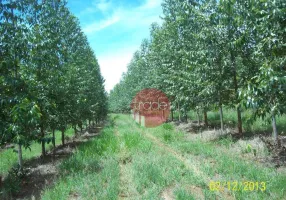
[0,126,103,200]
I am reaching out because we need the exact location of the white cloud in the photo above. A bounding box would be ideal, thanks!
[83,0,163,34]
[78,0,111,16]
[97,46,138,92]
[94,0,111,12]
[112,0,163,29]
[81,0,163,91]
[141,0,162,9]
[83,14,120,34]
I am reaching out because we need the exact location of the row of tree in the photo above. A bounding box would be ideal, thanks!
[0,0,107,169]
[109,0,285,143]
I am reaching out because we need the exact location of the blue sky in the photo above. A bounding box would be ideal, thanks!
[67,0,163,92]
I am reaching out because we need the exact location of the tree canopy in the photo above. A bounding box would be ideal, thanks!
[108,0,286,143]
[0,0,107,168]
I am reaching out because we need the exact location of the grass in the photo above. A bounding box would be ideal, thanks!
[0,127,75,177]
[42,124,120,200]
[41,115,213,199]
[174,188,196,200]
[148,123,286,200]
[3,114,285,199]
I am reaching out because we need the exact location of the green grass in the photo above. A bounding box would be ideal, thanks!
[174,188,196,200]
[42,125,120,200]
[116,115,208,199]
[4,114,285,199]
[147,123,286,200]
[42,114,212,199]
[0,127,75,177]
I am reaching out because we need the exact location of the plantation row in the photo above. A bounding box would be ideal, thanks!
[0,0,107,169]
[109,0,286,142]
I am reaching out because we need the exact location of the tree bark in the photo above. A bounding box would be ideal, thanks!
[184,109,188,122]
[219,104,224,131]
[41,125,45,157]
[18,144,23,170]
[52,129,55,148]
[231,52,242,135]
[237,106,243,134]
[204,110,208,126]
[178,102,181,121]
[74,125,77,136]
[61,129,65,146]
[197,110,200,126]
[272,114,278,145]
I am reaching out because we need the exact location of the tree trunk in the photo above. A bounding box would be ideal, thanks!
[52,129,56,148]
[272,114,278,145]
[184,109,188,122]
[231,52,242,135]
[219,104,224,131]
[11,5,23,168]
[171,109,174,121]
[197,111,200,126]
[61,129,65,146]
[204,110,208,126]
[41,125,45,157]
[178,102,181,121]
[74,125,77,136]
[237,106,243,134]
[18,144,23,170]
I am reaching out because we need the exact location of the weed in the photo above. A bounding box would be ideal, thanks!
[162,123,173,131]
[0,164,27,199]
[215,135,234,147]
[123,132,141,149]
[174,188,196,200]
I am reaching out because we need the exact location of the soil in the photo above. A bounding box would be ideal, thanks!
[161,185,175,200]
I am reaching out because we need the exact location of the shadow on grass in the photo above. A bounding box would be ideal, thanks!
[0,125,103,200]
[169,118,286,168]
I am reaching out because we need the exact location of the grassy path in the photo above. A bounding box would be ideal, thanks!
[115,124,135,199]
[144,122,286,200]
[39,114,285,200]
[143,131,235,200]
